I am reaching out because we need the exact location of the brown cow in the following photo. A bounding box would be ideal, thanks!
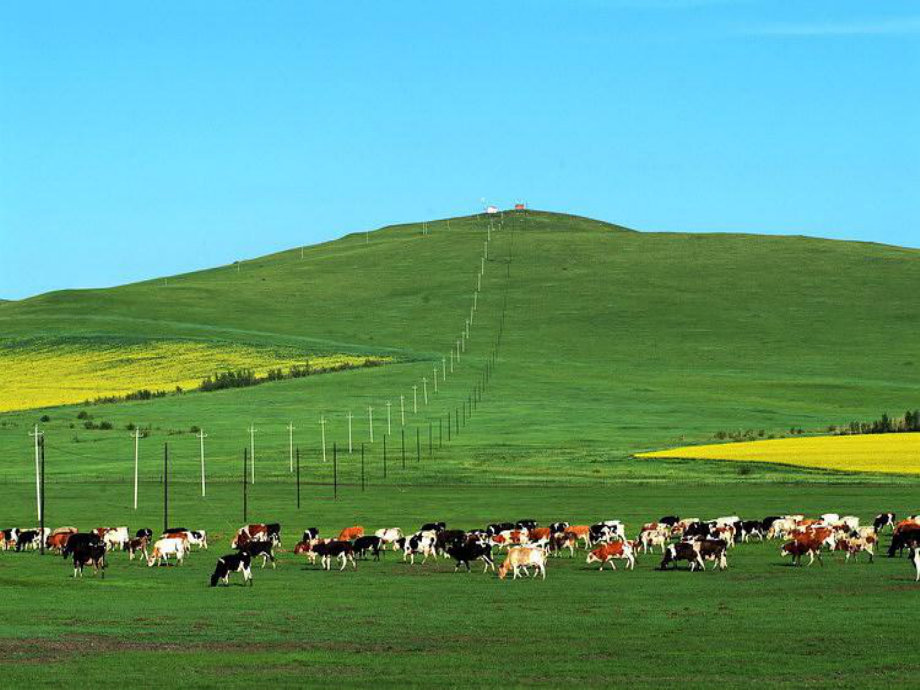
[337,526,365,542]
[782,537,823,566]
[586,541,635,570]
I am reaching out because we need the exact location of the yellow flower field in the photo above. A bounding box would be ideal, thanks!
[0,338,383,413]
[636,433,920,475]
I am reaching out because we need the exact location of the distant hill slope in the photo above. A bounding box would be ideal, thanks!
[1,210,918,483]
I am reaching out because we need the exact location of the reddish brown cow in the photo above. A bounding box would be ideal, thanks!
[337,526,365,541]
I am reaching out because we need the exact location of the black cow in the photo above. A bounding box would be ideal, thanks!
[874,513,896,533]
[888,528,920,558]
[240,541,276,569]
[353,536,383,561]
[658,516,681,528]
[515,520,539,531]
[421,522,446,533]
[446,541,495,573]
[548,522,569,535]
[312,541,356,570]
[302,528,319,543]
[14,530,39,552]
[436,530,467,555]
[71,543,106,578]
[135,528,153,540]
[62,532,103,558]
[210,552,252,586]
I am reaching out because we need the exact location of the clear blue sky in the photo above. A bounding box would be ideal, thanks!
[2,1,917,300]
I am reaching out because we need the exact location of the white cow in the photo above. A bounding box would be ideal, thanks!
[820,513,841,524]
[499,546,548,580]
[913,547,920,582]
[375,527,404,550]
[147,538,187,567]
[103,527,129,551]
[185,530,208,550]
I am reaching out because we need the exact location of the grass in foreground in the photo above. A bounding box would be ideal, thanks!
[637,432,920,475]
[1,481,919,688]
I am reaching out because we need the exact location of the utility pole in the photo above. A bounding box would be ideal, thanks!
[412,386,418,414]
[346,411,353,453]
[457,339,461,362]
[400,395,405,427]
[422,378,428,406]
[163,443,169,533]
[287,422,295,472]
[386,401,392,436]
[39,437,45,556]
[368,406,374,443]
[320,416,328,463]
[131,427,143,510]
[442,357,447,380]
[433,367,438,393]
[247,424,257,484]
[197,428,207,498]
[450,350,454,373]
[29,425,43,521]
[466,319,470,339]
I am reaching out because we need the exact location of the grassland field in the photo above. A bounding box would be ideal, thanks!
[2,210,920,686]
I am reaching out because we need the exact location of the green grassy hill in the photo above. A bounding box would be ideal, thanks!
[2,210,919,485]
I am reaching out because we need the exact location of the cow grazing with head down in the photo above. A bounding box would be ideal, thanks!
[888,527,920,558]
[873,513,896,533]
[210,552,253,587]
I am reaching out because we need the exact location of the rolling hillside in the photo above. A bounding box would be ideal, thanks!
[1,210,919,484]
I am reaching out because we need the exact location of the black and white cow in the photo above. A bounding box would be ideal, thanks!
[446,541,495,573]
[240,541,276,569]
[740,520,765,542]
[874,513,896,533]
[548,522,569,535]
[436,530,467,555]
[515,520,539,531]
[312,541,356,571]
[210,552,253,586]
[421,522,447,534]
[302,527,320,543]
[486,522,514,536]
[14,530,40,552]
[135,528,153,540]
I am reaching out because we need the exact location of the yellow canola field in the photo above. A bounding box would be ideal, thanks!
[637,433,920,475]
[0,339,380,413]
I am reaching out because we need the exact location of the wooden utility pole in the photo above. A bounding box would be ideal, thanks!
[197,429,207,497]
[320,416,328,463]
[413,386,418,413]
[29,425,43,521]
[131,428,142,510]
[248,424,257,484]
[386,401,392,435]
[346,411,353,453]
[287,422,295,472]
[163,443,169,534]
[400,395,406,427]
[368,406,374,443]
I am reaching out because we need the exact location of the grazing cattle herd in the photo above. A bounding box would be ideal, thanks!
[3,512,920,586]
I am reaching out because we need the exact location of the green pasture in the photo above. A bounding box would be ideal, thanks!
[2,481,919,687]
